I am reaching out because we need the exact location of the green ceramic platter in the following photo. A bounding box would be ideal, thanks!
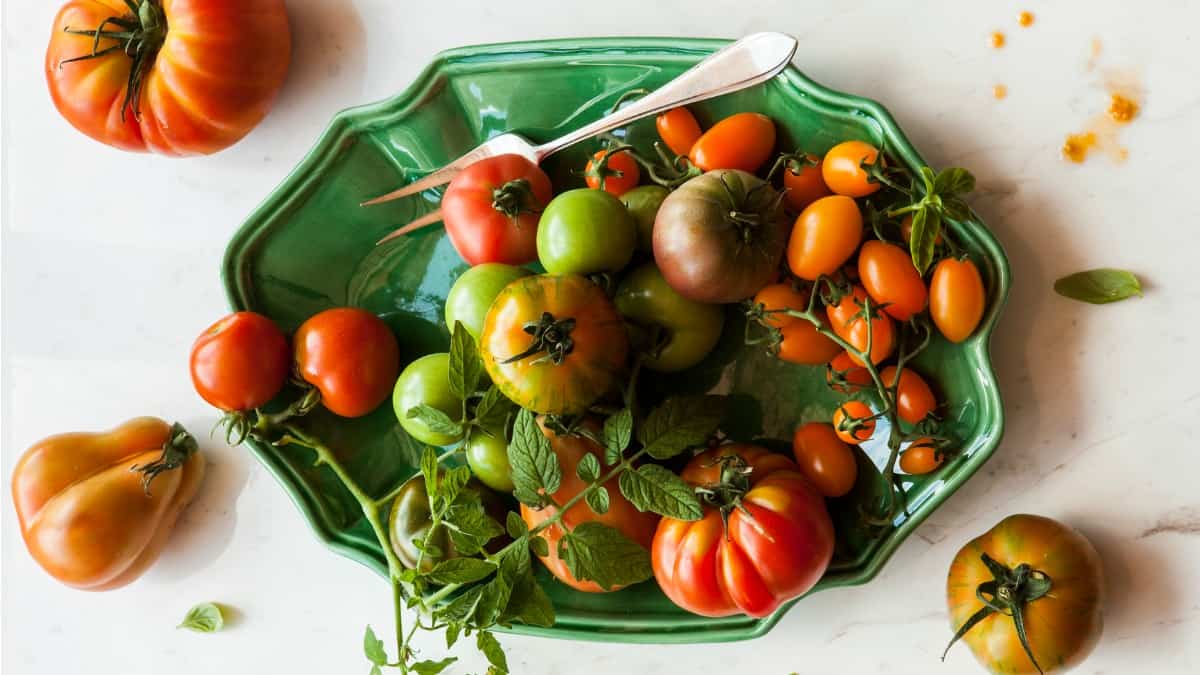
[222,37,1010,644]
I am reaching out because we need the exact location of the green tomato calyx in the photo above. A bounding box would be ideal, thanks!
[491,178,539,219]
[693,453,753,535]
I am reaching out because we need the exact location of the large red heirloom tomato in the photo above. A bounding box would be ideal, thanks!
[652,444,834,617]
[45,0,291,155]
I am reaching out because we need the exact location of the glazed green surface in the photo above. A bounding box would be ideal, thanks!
[222,37,1010,643]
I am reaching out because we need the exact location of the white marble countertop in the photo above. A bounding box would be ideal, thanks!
[3,1,1199,673]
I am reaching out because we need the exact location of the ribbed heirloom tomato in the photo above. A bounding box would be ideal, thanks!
[652,444,834,617]
[45,0,290,155]
[294,308,400,418]
[190,311,289,412]
[481,274,628,415]
[441,154,553,266]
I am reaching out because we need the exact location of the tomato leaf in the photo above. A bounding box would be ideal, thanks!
[474,385,515,432]
[437,586,484,624]
[933,167,975,196]
[908,207,941,275]
[444,621,463,649]
[576,453,601,483]
[507,408,561,506]
[585,485,611,515]
[411,657,457,675]
[369,666,382,675]
[407,404,464,437]
[474,542,525,626]
[362,625,387,665]
[618,465,703,521]
[559,522,653,591]
[177,602,224,633]
[427,558,497,585]
[476,631,509,675]
[638,395,726,460]
[448,321,482,402]
[498,545,555,627]
[505,511,528,539]
[444,502,504,556]
[602,408,633,464]
[1054,269,1143,304]
[420,446,440,498]
[942,196,972,222]
[529,534,550,558]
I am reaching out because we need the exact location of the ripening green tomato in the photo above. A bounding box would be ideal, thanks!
[444,263,531,339]
[614,262,723,372]
[621,185,669,251]
[465,429,514,493]
[392,353,463,446]
[537,189,636,275]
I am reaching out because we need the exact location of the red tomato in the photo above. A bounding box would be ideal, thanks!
[833,401,876,444]
[656,107,702,156]
[782,155,832,212]
[822,140,881,197]
[787,196,864,281]
[881,366,937,424]
[826,352,872,394]
[45,0,290,155]
[688,112,776,172]
[585,149,640,196]
[930,258,986,343]
[858,240,928,321]
[441,154,553,266]
[190,312,289,412]
[826,286,896,366]
[294,308,400,418]
[792,422,857,497]
[653,444,834,617]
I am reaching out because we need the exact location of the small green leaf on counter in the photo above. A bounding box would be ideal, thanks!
[619,464,703,520]
[638,395,726,460]
[407,404,464,437]
[576,453,601,483]
[560,522,653,591]
[362,625,387,665]
[427,558,498,585]
[602,408,633,464]
[1054,269,1143,304]
[477,631,509,675]
[508,409,562,505]
[411,657,457,675]
[177,602,225,633]
[586,485,611,515]
[448,321,482,401]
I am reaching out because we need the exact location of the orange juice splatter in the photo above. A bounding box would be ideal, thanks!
[991,31,1006,48]
[1018,11,1035,27]
[993,84,1008,100]
[1062,133,1097,163]
[1108,93,1138,123]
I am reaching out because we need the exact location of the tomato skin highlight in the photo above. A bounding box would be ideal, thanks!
[833,401,876,444]
[653,444,834,617]
[791,422,857,497]
[782,155,832,212]
[442,154,553,266]
[930,258,986,343]
[294,308,400,418]
[787,195,864,281]
[688,112,776,173]
[45,0,291,155]
[656,107,702,156]
[822,140,881,197]
[881,366,937,424]
[585,149,640,196]
[858,240,928,321]
[190,311,289,412]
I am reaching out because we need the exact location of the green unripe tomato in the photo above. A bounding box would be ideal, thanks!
[445,263,531,339]
[614,262,724,372]
[621,185,669,252]
[536,188,636,275]
[392,353,463,446]
[465,429,514,493]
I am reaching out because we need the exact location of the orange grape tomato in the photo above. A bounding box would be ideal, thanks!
[832,401,876,444]
[881,366,937,425]
[930,258,985,343]
[826,352,872,394]
[791,422,858,498]
[787,195,864,280]
[858,240,929,321]
[899,439,943,474]
[777,320,843,366]
[821,141,881,198]
[656,107,703,156]
[752,283,809,329]
[585,149,640,196]
[782,155,832,212]
[991,31,1006,48]
[688,112,776,173]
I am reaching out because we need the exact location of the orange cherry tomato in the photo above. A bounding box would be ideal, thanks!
[822,140,882,197]
[899,439,944,474]
[826,286,895,366]
[881,366,937,424]
[778,319,843,366]
[585,149,641,196]
[688,112,776,172]
[930,258,986,343]
[782,155,832,212]
[752,282,810,329]
[656,107,703,156]
[787,195,864,280]
[833,401,876,444]
[791,422,858,497]
[294,308,401,418]
[900,214,943,246]
[858,240,928,321]
[826,352,872,394]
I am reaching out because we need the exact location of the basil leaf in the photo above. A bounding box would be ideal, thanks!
[559,522,653,591]
[933,167,975,196]
[576,453,601,483]
[412,657,457,675]
[602,408,633,464]
[507,409,562,505]
[177,602,224,633]
[505,511,528,539]
[427,558,497,585]
[942,196,972,222]
[919,166,937,194]
[362,625,387,665]
[908,207,941,275]
[585,485,611,515]
[618,465,703,521]
[1054,269,1143,304]
[477,631,509,674]
[448,321,482,402]
[407,404,464,437]
[474,385,515,432]
[638,395,726,460]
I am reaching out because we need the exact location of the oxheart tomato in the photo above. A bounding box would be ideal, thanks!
[930,257,986,343]
[653,444,834,617]
[294,308,400,418]
[392,353,462,446]
[688,112,776,173]
[45,0,290,155]
[946,514,1103,675]
[444,263,531,340]
[522,421,659,592]
[858,240,928,321]
[190,311,289,412]
[481,275,628,415]
[537,189,636,275]
[787,195,864,281]
[12,418,205,590]
[654,170,789,303]
[442,154,553,266]
[614,262,723,372]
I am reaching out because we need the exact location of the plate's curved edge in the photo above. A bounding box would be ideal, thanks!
[220,35,1012,644]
